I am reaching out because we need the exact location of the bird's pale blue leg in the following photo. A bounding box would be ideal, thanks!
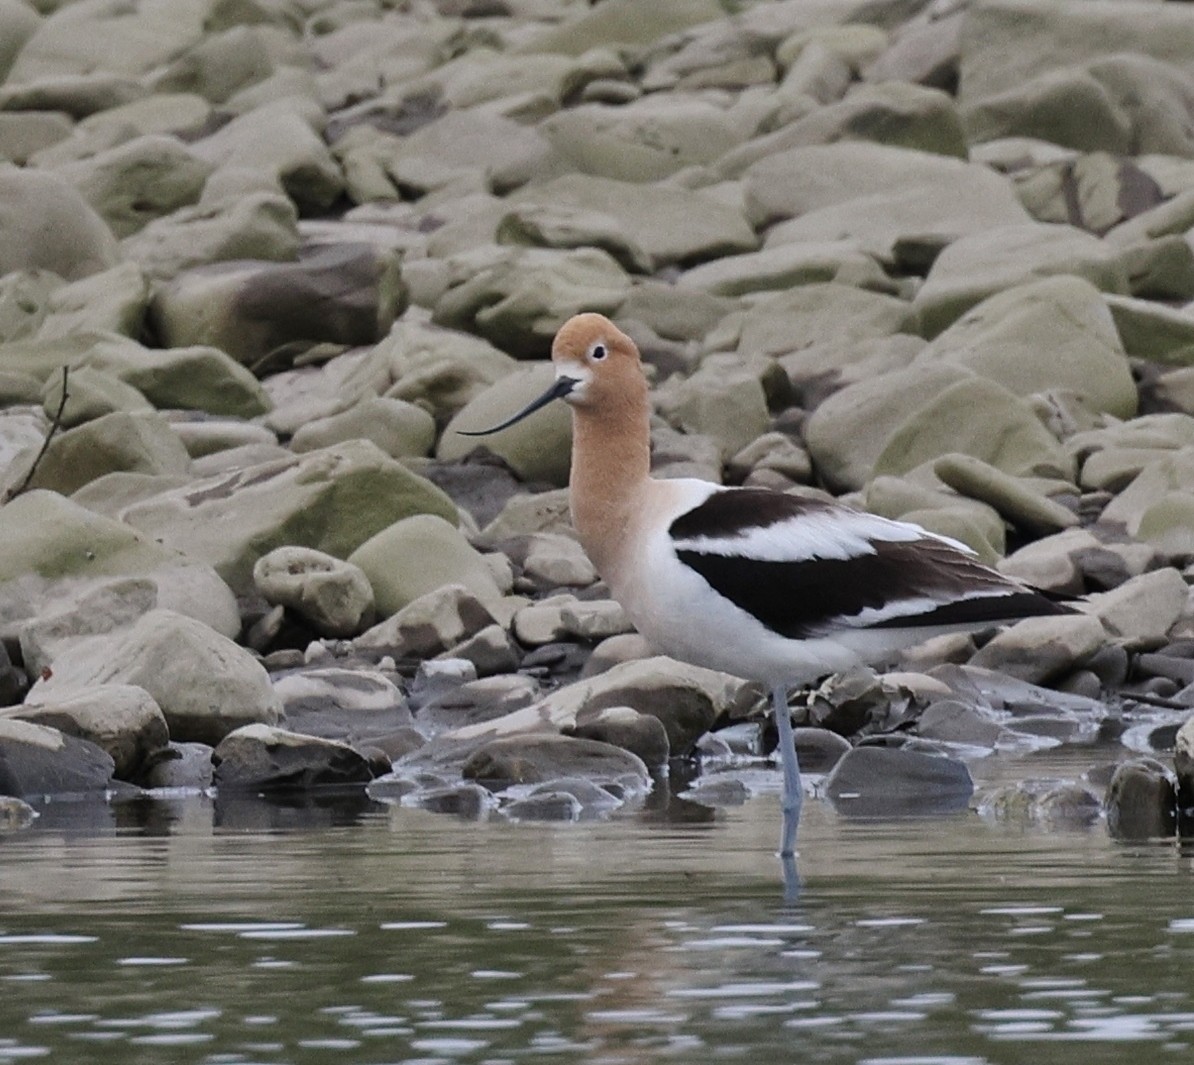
[773,684,802,858]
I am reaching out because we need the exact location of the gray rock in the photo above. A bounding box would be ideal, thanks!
[825,745,974,817]
[566,705,670,769]
[0,718,114,799]
[789,726,851,774]
[271,667,411,743]
[120,439,457,594]
[968,614,1107,686]
[354,584,498,661]
[29,609,281,747]
[151,244,406,366]
[1084,569,1189,649]
[0,168,121,281]
[290,397,435,460]
[137,741,214,791]
[1177,715,1194,810]
[462,733,650,794]
[348,513,503,617]
[916,699,1003,747]
[213,723,375,793]
[36,263,150,341]
[0,796,37,831]
[1105,759,1177,840]
[932,454,1079,536]
[253,547,375,638]
[13,683,167,782]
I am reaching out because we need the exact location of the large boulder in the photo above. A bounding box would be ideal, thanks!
[0,718,114,799]
[0,168,121,280]
[212,724,375,792]
[0,490,238,651]
[118,439,457,593]
[29,609,281,746]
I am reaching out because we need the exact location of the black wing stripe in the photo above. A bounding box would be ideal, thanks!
[675,540,1072,640]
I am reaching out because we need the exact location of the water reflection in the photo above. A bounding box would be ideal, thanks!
[1,770,1193,1065]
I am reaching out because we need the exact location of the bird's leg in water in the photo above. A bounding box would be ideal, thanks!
[773,685,803,858]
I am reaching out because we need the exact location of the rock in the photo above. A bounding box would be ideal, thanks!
[442,623,521,677]
[122,183,299,281]
[271,666,412,743]
[35,262,150,341]
[80,339,271,418]
[348,513,502,617]
[736,282,917,361]
[1084,568,1190,648]
[41,365,152,428]
[253,547,375,638]
[1100,447,1194,540]
[191,101,343,213]
[13,683,167,781]
[290,399,433,464]
[915,700,1003,747]
[539,97,745,183]
[979,779,1102,827]
[510,173,757,268]
[0,718,114,799]
[166,418,278,460]
[151,244,406,366]
[0,0,40,83]
[913,223,1129,338]
[519,0,723,55]
[1176,715,1194,810]
[150,24,296,104]
[462,734,650,795]
[824,745,973,816]
[565,705,670,769]
[1105,759,1177,841]
[872,376,1074,484]
[502,778,624,822]
[354,584,498,660]
[136,741,214,791]
[440,361,573,485]
[742,142,1030,256]
[12,410,190,496]
[915,276,1136,418]
[968,614,1107,686]
[0,491,239,651]
[0,796,37,831]
[450,656,752,759]
[29,608,280,746]
[496,202,653,274]
[213,723,374,793]
[1103,294,1194,366]
[786,726,851,774]
[655,362,771,462]
[932,454,1078,536]
[518,533,598,590]
[432,246,631,357]
[998,528,1099,594]
[120,439,456,594]
[77,92,212,138]
[0,168,121,280]
[678,240,890,299]
[53,134,213,238]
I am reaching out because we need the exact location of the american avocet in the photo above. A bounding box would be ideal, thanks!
[460,313,1072,862]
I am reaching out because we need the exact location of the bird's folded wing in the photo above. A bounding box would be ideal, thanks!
[668,488,1070,640]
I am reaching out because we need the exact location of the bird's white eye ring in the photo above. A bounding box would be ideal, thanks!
[589,342,607,361]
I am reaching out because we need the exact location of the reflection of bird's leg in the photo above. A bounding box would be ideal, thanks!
[773,684,802,859]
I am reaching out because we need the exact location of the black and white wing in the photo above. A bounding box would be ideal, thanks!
[667,488,1071,640]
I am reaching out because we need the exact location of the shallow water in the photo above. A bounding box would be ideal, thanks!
[2,754,1193,1065]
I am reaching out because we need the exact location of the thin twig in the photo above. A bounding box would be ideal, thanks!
[3,365,70,503]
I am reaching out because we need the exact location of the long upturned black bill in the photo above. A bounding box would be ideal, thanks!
[456,375,578,436]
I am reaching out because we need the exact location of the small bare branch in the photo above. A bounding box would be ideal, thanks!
[3,365,70,504]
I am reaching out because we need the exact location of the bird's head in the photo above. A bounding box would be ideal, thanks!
[457,312,644,437]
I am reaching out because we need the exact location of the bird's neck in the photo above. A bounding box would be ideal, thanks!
[568,394,651,575]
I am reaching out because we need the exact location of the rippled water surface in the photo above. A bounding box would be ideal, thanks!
[3,759,1194,1065]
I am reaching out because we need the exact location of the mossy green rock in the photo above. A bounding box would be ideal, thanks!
[19,410,191,496]
[1104,294,1194,366]
[290,397,436,459]
[0,490,238,641]
[348,513,503,618]
[913,222,1129,337]
[511,174,757,269]
[119,439,457,594]
[35,263,149,340]
[873,377,1075,483]
[41,365,152,428]
[916,276,1136,417]
[0,168,121,281]
[805,364,971,491]
[439,362,573,486]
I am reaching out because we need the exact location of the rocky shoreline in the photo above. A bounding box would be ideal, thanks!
[3,0,1194,840]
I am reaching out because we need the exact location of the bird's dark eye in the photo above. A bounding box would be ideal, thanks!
[590,342,607,361]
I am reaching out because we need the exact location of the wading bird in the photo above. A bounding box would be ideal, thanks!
[461,313,1070,882]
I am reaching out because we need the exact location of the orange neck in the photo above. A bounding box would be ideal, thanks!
[568,389,651,576]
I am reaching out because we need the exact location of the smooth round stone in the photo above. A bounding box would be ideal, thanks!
[253,546,375,638]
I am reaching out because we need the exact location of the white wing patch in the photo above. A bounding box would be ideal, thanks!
[671,507,969,563]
